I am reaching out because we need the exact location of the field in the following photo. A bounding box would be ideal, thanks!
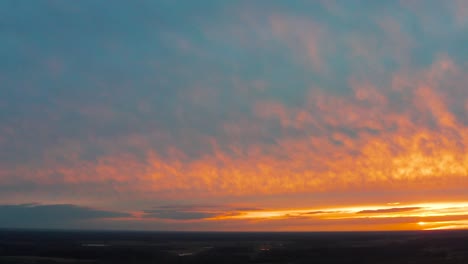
[1,230,468,263]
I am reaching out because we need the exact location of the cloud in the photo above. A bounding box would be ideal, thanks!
[357,207,422,214]
[0,204,130,228]
[302,211,328,215]
[144,210,217,220]
[269,14,327,72]
[143,205,223,220]
[142,204,254,220]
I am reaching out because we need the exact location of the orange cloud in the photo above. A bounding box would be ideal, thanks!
[2,56,466,223]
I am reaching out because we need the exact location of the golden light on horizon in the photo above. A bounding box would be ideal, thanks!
[202,201,468,231]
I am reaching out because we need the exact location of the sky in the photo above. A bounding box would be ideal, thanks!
[0,0,467,231]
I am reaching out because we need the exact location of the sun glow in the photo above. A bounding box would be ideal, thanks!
[207,202,468,230]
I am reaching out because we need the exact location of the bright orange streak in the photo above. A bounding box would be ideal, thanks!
[211,202,468,222]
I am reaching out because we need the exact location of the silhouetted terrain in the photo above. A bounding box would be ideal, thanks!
[1,229,468,263]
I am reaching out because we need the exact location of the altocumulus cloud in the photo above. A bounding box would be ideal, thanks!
[0,204,130,228]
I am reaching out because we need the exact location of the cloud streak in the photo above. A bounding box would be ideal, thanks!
[357,207,422,214]
[0,204,130,229]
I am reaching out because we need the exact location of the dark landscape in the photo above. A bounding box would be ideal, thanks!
[1,230,468,264]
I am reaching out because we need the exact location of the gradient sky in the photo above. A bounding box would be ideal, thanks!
[1,0,467,231]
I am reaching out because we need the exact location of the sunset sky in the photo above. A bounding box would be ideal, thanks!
[1,0,467,231]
